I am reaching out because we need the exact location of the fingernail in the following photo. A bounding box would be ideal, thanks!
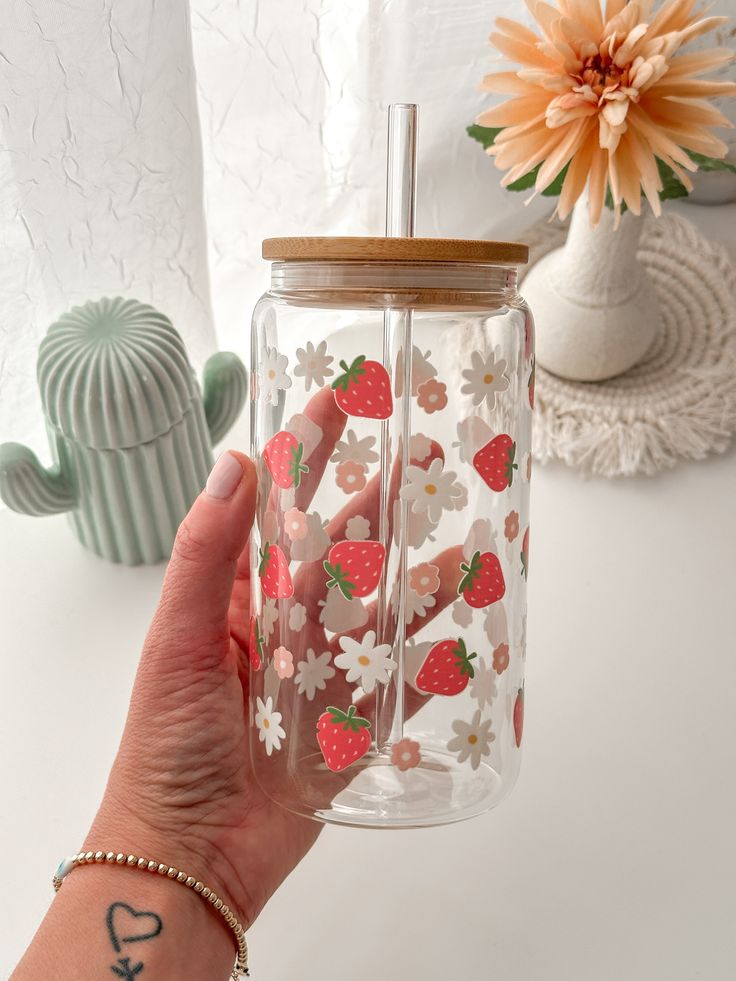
[206,452,243,500]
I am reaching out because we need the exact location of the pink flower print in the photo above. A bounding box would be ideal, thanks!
[504,511,520,543]
[284,507,308,541]
[335,460,367,494]
[409,562,440,597]
[417,377,448,414]
[492,643,510,675]
[391,738,421,772]
[274,646,294,680]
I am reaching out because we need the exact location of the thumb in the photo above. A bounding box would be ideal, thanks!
[146,450,257,662]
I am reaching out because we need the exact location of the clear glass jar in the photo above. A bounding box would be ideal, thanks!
[249,237,532,829]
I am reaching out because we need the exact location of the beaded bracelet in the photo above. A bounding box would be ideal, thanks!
[54,849,249,978]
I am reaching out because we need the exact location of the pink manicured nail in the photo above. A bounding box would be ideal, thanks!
[206,452,243,499]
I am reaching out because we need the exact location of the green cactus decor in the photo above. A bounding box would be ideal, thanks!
[0,297,247,565]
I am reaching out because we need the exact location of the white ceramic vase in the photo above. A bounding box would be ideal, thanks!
[521,193,660,382]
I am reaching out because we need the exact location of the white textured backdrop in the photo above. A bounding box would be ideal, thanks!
[2,0,734,459]
[0,0,553,459]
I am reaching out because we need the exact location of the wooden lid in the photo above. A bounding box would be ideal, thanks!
[262,236,528,265]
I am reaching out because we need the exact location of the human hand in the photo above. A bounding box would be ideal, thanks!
[87,387,461,932]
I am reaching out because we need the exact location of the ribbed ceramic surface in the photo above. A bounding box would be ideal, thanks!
[37,297,198,449]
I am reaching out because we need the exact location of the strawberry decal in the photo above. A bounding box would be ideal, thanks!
[323,540,385,600]
[521,527,529,580]
[415,637,477,696]
[259,541,293,599]
[528,357,535,410]
[332,356,393,420]
[473,434,518,492]
[249,617,265,671]
[317,704,372,772]
[263,431,309,489]
[514,684,525,748]
[458,550,505,608]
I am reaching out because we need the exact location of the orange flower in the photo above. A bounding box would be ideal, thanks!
[335,460,367,494]
[417,377,449,413]
[492,642,510,674]
[479,0,736,225]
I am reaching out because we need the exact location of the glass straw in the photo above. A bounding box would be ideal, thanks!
[376,104,417,752]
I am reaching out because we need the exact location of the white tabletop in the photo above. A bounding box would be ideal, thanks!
[2,204,736,980]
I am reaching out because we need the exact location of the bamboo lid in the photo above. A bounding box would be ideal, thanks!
[262,236,528,265]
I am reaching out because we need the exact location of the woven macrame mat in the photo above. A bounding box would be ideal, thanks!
[521,212,736,477]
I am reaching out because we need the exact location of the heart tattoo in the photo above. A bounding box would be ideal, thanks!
[106,903,163,954]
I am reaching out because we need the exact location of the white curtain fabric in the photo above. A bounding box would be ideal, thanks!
[1,0,551,459]
[3,0,733,459]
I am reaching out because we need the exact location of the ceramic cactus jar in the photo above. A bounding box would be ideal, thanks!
[0,297,247,564]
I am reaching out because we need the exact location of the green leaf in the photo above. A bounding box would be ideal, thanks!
[466,124,502,149]
[604,186,629,215]
[687,150,736,174]
[507,165,540,191]
[541,162,569,197]
[656,158,689,203]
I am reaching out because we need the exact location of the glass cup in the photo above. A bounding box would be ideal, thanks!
[249,236,532,828]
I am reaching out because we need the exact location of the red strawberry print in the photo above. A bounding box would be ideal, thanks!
[263,431,309,489]
[514,684,525,747]
[317,704,372,772]
[528,357,535,410]
[323,540,385,600]
[332,356,393,419]
[415,637,477,696]
[259,541,293,599]
[473,434,518,492]
[249,617,265,671]
[457,550,505,608]
[521,527,529,580]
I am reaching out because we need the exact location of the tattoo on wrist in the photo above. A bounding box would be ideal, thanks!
[105,902,163,978]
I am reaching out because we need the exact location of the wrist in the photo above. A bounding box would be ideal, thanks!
[85,798,253,933]
[13,855,235,981]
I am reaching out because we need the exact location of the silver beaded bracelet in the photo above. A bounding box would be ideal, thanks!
[54,849,249,978]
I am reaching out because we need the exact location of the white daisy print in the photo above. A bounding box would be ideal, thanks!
[345,515,371,541]
[335,629,396,693]
[452,599,473,628]
[461,350,509,408]
[447,710,495,770]
[453,415,494,464]
[262,597,278,639]
[331,430,379,467]
[294,340,334,391]
[409,432,432,462]
[259,347,292,405]
[254,696,286,756]
[288,602,307,633]
[293,649,335,700]
[399,457,464,524]
[470,660,498,711]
